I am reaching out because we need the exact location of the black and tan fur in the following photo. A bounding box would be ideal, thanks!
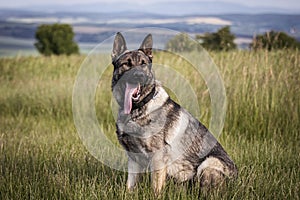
[111,33,238,195]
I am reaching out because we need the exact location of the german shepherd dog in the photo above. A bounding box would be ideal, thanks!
[111,32,237,195]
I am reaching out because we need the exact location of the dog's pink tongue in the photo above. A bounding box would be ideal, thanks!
[124,83,137,114]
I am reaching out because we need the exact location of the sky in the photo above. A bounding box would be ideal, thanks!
[0,0,299,10]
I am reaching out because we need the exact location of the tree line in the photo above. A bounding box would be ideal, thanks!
[35,24,300,56]
[166,26,300,52]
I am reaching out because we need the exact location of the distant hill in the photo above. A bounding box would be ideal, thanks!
[0,8,300,56]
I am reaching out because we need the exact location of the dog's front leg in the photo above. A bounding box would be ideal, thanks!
[151,154,167,196]
[151,167,167,196]
[127,156,141,191]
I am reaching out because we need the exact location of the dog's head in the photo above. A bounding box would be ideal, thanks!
[111,33,155,114]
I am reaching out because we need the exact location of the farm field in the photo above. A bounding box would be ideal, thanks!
[0,50,299,199]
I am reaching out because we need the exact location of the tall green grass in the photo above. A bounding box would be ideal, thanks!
[0,51,299,199]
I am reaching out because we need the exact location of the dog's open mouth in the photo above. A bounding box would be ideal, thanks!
[124,82,141,114]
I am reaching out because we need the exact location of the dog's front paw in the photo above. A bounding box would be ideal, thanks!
[126,173,139,192]
[127,185,135,192]
[151,168,167,197]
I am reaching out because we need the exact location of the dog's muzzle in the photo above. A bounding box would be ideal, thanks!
[132,70,146,84]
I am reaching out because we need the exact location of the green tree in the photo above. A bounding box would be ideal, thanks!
[35,24,79,56]
[196,26,237,51]
[165,33,199,52]
[250,31,300,51]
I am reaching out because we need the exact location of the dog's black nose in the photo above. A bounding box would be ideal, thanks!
[133,71,146,82]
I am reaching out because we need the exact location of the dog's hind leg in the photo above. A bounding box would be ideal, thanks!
[196,157,228,188]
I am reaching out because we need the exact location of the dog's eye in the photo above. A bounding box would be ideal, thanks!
[127,59,132,65]
[121,59,132,67]
[141,60,146,65]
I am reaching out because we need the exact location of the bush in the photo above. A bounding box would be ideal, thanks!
[250,31,300,51]
[196,26,237,51]
[165,33,199,52]
[35,24,79,56]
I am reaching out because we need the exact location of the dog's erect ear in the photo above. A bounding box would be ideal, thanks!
[139,34,153,60]
[112,32,127,61]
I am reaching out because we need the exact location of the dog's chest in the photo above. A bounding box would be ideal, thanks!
[117,118,165,154]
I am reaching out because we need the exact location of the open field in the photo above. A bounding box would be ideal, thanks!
[0,50,299,199]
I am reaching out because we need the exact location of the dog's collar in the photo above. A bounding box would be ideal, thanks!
[132,84,156,111]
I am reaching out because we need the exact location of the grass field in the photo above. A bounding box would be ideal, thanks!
[0,50,299,199]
